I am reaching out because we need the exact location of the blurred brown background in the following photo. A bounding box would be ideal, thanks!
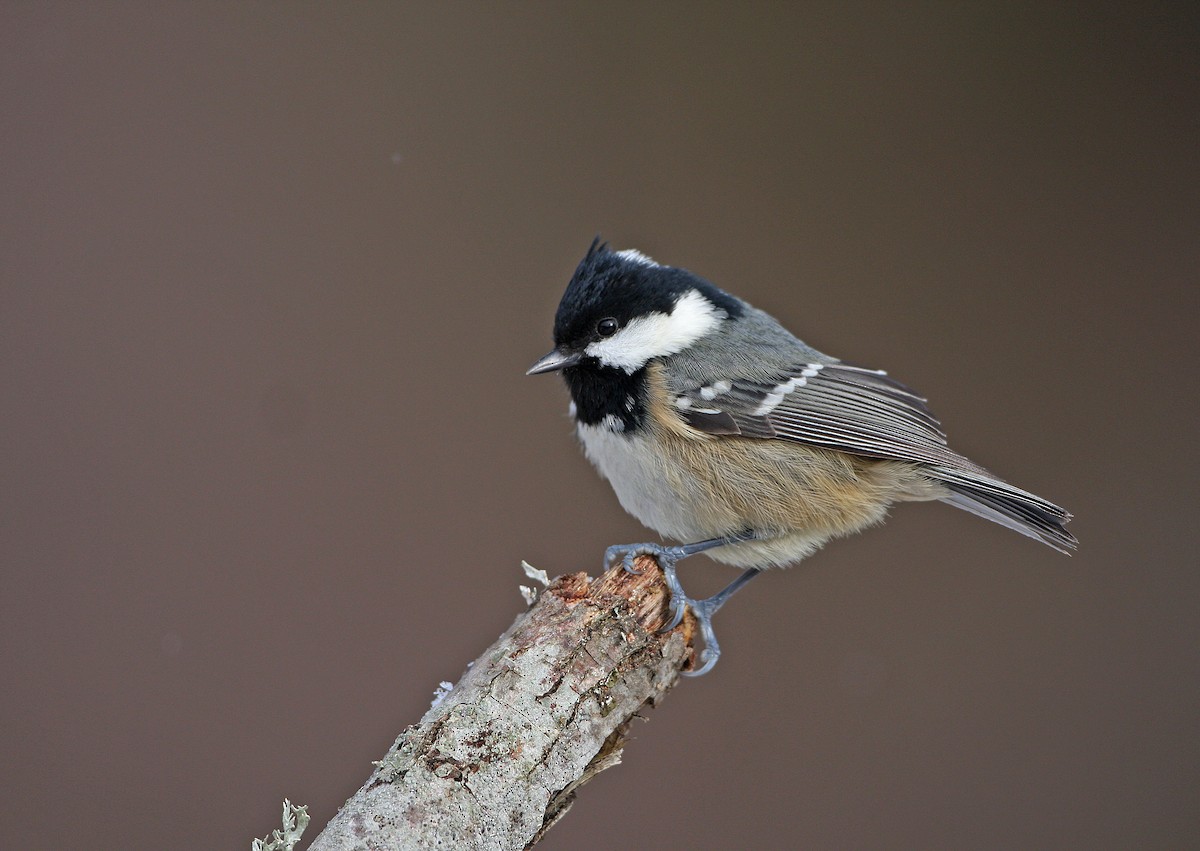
[2,3,1196,849]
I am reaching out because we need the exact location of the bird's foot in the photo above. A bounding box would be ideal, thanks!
[604,541,688,576]
[603,540,761,677]
[682,592,726,677]
[604,541,694,632]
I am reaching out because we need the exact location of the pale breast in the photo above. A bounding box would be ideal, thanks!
[576,421,712,542]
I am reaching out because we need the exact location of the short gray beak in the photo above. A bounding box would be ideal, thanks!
[527,347,582,375]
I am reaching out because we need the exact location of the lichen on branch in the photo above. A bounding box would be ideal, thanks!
[306,556,695,851]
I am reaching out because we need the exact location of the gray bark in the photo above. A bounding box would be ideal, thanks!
[307,557,695,850]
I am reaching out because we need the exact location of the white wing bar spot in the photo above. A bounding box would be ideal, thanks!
[750,364,823,416]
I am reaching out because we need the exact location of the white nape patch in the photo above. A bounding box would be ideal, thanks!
[601,414,625,433]
[568,400,578,419]
[585,289,725,373]
[615,248,659,267]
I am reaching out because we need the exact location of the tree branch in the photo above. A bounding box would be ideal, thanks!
[306,556,697,850]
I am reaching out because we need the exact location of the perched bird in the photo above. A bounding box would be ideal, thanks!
[528,240,1076,675]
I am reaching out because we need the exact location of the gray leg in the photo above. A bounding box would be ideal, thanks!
[603,531,760,675]
[685,567,762,676]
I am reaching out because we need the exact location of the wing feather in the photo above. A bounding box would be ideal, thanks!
[663,346,1075,550]
[674,361,985,472]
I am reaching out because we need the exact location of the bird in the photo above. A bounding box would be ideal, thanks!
[528,239,1076,675]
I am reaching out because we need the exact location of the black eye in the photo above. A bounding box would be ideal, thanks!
[596,317,619,337]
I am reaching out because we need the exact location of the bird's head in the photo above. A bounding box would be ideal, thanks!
[527,238,742,377]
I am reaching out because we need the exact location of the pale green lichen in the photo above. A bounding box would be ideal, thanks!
[251,799,309,851]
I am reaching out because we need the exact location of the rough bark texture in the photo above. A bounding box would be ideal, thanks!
[307,556,696,851]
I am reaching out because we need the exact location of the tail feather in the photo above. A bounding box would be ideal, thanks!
[929,466,1077,554]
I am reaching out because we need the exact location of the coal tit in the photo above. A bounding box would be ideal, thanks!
[529,240,1076,675]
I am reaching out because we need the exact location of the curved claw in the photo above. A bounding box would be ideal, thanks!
[658,597,686,633]
[687,647,721,677]
[684,600,723,677]
[604,542,680,576]
[604,544,642,574]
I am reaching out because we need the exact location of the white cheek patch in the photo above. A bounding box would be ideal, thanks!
[585,289,725,373]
